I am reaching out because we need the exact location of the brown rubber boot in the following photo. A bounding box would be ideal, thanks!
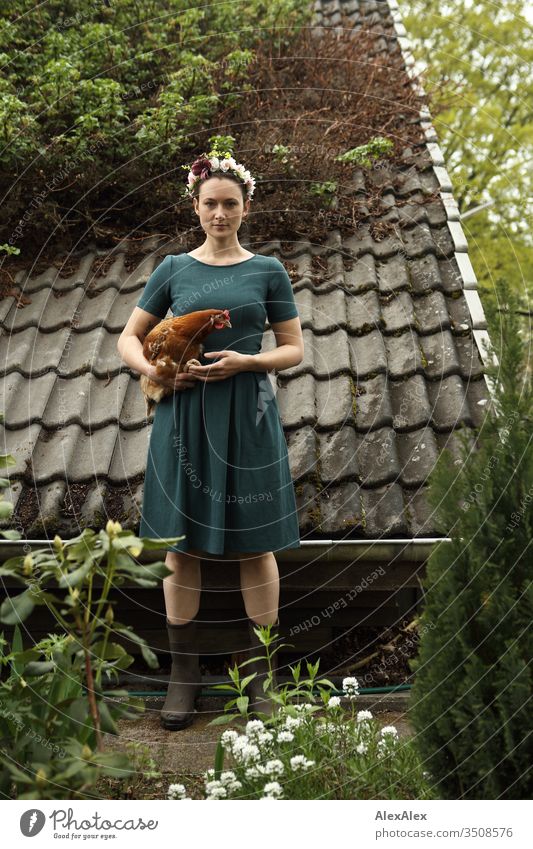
[160,616,202,730]
[245,617,280,719]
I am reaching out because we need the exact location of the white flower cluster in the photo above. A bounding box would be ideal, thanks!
[204,769,243,799]
[327,695,341,709]
[380,725,399,738]
[261,780,283,799]
[376,725,399,758]
[245,719,273,745]
[277,729,294,742]
[290,755,315,771]
[283,714,303,730]
[258,759,285,777]
[316,720,339,736]
[342,676,360,700]
[232,737,261,765]
[167,783,187,800]
[205,780,227,799]
[356,709,373,723]
[220,721,276,772]
[220,728,239,750]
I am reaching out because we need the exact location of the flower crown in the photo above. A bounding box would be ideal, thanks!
[182,151,256,201]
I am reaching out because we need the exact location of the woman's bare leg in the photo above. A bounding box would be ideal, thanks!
[163,550,203,625]
[238,551,279,625]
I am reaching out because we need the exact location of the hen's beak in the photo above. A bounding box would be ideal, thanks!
[214,314,231,329]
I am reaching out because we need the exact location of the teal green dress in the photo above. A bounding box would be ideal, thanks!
[135,252,302,555]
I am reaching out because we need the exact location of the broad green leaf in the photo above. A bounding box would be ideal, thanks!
[206,714,238,726]
[0,589,36,624]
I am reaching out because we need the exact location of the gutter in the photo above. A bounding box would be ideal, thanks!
[0,536,451,564]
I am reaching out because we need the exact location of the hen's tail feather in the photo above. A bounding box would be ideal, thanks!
[140,373,163,418]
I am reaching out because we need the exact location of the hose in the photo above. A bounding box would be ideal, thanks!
[111,683,412,698]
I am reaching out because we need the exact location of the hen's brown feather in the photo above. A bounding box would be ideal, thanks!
[139,308,231,417]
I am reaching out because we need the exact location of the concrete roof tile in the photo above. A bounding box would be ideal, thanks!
[350,329,388,377]
[353,374,393,431]
[360,483,408,536]
[317,374,357,428]
[319,427,359,482]
[318,481,365,534]
[396,426,440,486]
[287,426,318,479]
[354,426,400,485]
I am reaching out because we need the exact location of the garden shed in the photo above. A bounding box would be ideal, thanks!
[0,0,493,661]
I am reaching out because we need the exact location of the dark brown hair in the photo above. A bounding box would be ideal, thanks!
[191,170,249,204]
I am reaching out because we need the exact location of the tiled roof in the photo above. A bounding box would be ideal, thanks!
[0,0,491,542]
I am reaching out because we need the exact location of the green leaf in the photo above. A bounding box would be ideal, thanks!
[0,589,36,624]
[206,714,238,727]
[240,672,257,690]
[98,700,119,735]
[57,558,92,589]
[0,529,22,540]
[239,654,266,667]
[236,695,249,715]
[23,660,55,676]
[0,501,13,519]
[316,677,337,689]
[137,536,185,550]
[210,683,236,693]
[213,739,225,780]
[111,625,160,669]
[90,751,133,778]
[289,661,301,683]
[63,696,90,725]
[140,642,159,669]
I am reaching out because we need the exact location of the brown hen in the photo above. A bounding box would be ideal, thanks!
[140,308,231,416]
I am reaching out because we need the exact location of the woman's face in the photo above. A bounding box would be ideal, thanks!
[193,176,250,236]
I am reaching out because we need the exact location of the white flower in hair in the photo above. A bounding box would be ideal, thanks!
[184,150,255,199]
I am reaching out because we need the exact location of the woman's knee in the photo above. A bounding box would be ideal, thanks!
[237,551,274,564]
[165,549,203,571]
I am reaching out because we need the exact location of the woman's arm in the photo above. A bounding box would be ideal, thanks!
[243,316,304,372]
[117,307,196,389]
[187,317,304,382]
[117,307,160,377]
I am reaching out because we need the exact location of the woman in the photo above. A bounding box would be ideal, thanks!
[117,151,304,730]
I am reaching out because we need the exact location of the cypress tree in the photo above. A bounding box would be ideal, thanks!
[409,280,532,799]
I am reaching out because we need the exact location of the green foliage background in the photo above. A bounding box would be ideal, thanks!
[0,0,312,252]
[400,0,533,306]
[409,280,532,798]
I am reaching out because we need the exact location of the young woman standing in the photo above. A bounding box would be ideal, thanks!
[117,151,304,729]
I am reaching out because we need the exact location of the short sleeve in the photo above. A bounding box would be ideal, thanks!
[266,258,299,324]
[136,254,172,318]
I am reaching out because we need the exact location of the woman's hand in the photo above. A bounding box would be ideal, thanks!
[186,350,251,382]
[146,363,196,390]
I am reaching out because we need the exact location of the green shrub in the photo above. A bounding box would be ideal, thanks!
[409,280,532,799]
[0,522,183,798]
[0,0,313,250]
